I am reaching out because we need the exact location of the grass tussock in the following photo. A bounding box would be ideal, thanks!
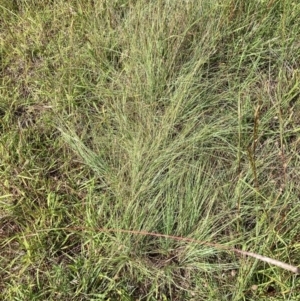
[1,0,300,300]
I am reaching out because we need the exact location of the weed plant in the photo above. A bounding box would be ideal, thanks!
[1,0,300,300]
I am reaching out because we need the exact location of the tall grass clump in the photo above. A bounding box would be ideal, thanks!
[1,0,300,300]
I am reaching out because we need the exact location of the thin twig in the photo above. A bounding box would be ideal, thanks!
[23,226,300,274]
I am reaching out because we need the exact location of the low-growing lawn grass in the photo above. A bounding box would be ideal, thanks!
[1,1,300,300]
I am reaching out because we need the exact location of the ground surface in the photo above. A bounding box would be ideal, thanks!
[1,1,300,300]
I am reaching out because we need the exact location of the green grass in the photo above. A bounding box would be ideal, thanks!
[1,0,300,300]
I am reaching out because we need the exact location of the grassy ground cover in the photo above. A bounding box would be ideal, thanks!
[1,0,300,300]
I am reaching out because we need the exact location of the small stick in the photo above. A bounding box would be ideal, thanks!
[23,227,300,274]
[234,249,300,274]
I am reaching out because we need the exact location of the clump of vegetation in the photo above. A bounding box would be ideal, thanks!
[1,0,300,300]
